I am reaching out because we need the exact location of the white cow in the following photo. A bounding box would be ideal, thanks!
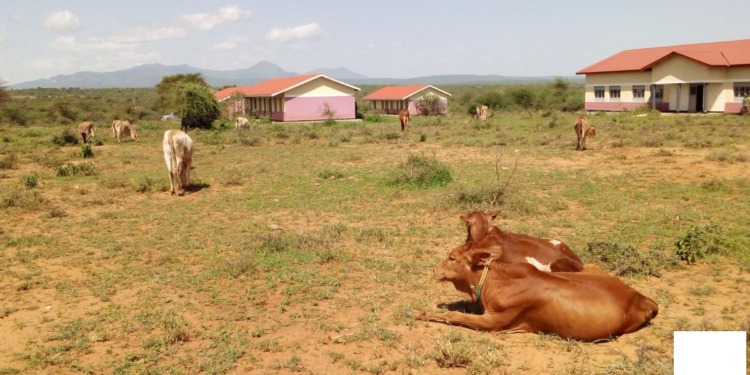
[163,130,194,196]
[234,116,250,129]
[111,120,139,143]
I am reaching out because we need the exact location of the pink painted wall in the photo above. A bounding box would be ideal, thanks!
[724,102,743,114]
[282,96,355,121]
[225,100,245,119]
[585,102,670,112]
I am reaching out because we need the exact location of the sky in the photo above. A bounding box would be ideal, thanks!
[0,0,748,84]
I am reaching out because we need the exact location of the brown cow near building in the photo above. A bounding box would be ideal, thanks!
[460,211,583,272]
[163,130,194,196]
[111,120,139,143]
[407,244,658,341]
[574,115,596,150]
[77,121,96,143]
[399,109,410,132]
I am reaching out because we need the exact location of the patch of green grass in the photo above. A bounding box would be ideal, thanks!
[0,154,18,170]
[584,241,678,277]
[705,149,748,163]
[52,128,79,146]
[1,188,47,210]
[80,144,94,158]
[318,167,345,180]
[675,225,728,263]
[55,162,98,177]
[388,153,452,188]
[690,285,717,296]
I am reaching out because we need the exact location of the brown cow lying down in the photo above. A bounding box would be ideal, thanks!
[111,120,139,143]
[407,244,658,341]
[77,121,96,143]
[460,211,583,272]
[163,130,194,196]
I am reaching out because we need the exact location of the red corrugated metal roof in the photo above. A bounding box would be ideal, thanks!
[363,85,452,100]
[577,39,750,74]
[215,74,360,101]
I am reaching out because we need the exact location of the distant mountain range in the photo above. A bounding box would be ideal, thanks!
[9,61,582,89]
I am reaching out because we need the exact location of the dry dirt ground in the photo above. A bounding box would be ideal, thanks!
[0,113,748,374]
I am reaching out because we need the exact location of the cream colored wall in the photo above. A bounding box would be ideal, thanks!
[652,56,727,83]
[285,77,357,97]
[706,83,726,112]
[585,86,595,102]
[408,87,448,100]
[585,72,652,85]
[726,66,750,80]
[620,86,633,102]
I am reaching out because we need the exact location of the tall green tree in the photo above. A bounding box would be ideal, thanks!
[154,73,208,113]
[177,82,220,128]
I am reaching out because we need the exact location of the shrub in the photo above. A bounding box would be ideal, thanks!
[705,150,748,163]
[431,332,473,368]
[414,94,447,115]
[52,128,79,146]
[80,144,94,158]
[99,176,129,189]
[55,162,99,177]
[318,168,345,180]
[364,112,383,123]
[21,174,38,188]
[584,242,677,277]
[419,133,427,142]
[48,206,67,218]
[221,252,255,278]
[0,154,18,169]
[675,225,727,264]
[1,188,47,209]
[259,116,271,124]
[388,154,452,188]
[385,132,400,140]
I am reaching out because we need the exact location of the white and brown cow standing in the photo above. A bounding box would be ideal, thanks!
[111,120,139,143]
[574,115,596,151]
[77,121,96,143]
[234,116,250,129]
[163,130,194,196]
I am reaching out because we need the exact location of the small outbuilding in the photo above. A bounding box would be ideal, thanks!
[577,39,750,113]
[215,74,361,122]
[362,85,451,115]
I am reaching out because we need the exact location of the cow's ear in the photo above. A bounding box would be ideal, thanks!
[459,214,473,225]
[470,251,492,265]
[487,210,501,221]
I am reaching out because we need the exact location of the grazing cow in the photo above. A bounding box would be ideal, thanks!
[460,211,583,272]
[163,130,194,196]
[234,116,250,129]
[407,244,658,341]
[574,115,596,150]
[181,117,200,132]
[111,120,139,143]
[77,121,96,144]
[399,109,410,132]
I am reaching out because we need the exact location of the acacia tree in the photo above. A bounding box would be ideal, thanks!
[176,82,220,128]
[154,73,208,113]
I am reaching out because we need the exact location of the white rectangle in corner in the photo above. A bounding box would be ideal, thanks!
[674,331,746,375]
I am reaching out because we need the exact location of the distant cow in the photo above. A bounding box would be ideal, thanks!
[163,130,194,196]
[399,109,410,132]
[407,245,658,341]
[234,117,250,129]
[181,117,200,132]
[77,121,96,144]
[111,120,139,143]
[460,211,583,272]
[574,115,596,150]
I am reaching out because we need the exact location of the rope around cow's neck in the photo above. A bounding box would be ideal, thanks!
[475,258,493,301]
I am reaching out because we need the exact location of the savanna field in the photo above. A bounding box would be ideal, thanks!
[1,88,749,374]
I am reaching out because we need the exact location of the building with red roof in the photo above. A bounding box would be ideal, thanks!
[215,74,361,122]
[362,85,451,115]
[577,39,750,113]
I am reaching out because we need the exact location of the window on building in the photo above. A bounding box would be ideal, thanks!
[653,86,664,102]
[734,82,750,102]
[594,86,605,102]
[633,85,645,102]
[609,86,620,102]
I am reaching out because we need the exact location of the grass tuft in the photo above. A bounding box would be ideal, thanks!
[584,241,677,277]
[388,153,452,188]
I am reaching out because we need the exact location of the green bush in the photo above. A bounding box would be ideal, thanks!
[80,144,94,158]
[1,188,47,209]
[584,242,678,277]
[52,128,79,146]
[0,154,18,170]
[259,116,272,124]
[21,174,38,188]
[364,112,383,123]
[385,132,400,140]
[419,133,427,142]
[318,168,345,180]
[388,154,453,189]
[675,225,728,264]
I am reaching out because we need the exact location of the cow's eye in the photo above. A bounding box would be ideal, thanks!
[449,257,455,261]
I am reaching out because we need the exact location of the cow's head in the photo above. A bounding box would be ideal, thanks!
[434,241,502,302]
[460,211,500,243]
[586,126,596,137]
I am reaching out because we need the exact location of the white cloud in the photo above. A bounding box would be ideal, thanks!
[210,35,248,51]
[12,13,29,24]
[108,27,188,43]
[265,23,324,43]
[0,31,6,45]
[181,5,251,30]
[44,10,81,32]
[50,36,140,52]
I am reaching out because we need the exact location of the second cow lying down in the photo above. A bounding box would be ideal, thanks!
[408,243,658,341]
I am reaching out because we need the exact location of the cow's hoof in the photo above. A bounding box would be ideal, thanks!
[170,191,175,196]
[405,310,426,320]
[178,191,185,196]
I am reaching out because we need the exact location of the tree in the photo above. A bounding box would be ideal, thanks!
[414,93,447,115]
[154,73,208,113]
[0,79,10,106]
[177,82,220,128]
